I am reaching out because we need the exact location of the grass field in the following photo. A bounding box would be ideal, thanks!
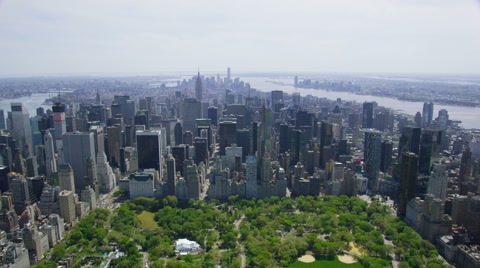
[288,256,364,268]
[138,211,158,231]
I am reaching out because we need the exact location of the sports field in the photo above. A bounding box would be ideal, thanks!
[138,211,158,231]
[288,256,364,268]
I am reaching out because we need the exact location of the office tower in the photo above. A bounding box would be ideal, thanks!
[364,131,381,189]
[427,164,448,200]
[271,90,283,107]
[10,103,32,155]
[236,129,250,160]
[174,122,183,146]
[52,102,66,151]
[58,163,75,192]
[48,214,65,242]
[35,145,46,175]
[398,152,418,217]
[225,144,242,171]
[279,124,290,154]
[348,113,359,128]
[289,129,306,165]
[165,155,176,196]
[195,71,203,101]
[398,126,421,156]
[208,107,218,127]
[437,109,448,130]
[62,132,96,192]
[9,173,30,215]
[459,147,472,195]
[414,112,422,128]
[372,110,390,131]
[182,98,202,135]
[183,131,193,145]
[106,126,122,168]
[96,151,115,193]
[194,137,208,165]
[294,76,298,87]
[136,130,162,173]
[139,98,149,112]
[380,140,393,173]
[0,109,5,129]
[422,102,434,128]
[89,125,105,155]
[218,121,237,155]
[418,129,442,174]
[319,121,333,168]
[25,157,38,177]
[43,130,56,177]
[59,190,76,223]
[362,102,374,128]
[292,92,301,106]
[227,67,231,81]
[171,145,187,177]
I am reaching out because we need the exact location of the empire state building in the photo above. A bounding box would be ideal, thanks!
[195,71,203,101]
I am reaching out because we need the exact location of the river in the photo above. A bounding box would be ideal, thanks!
[244,76,480,130]
[0,78,478,130]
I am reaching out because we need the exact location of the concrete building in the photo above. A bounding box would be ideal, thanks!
[129,172,155,199]
[58,163,75,192]
[96,151,116,193]
[59,190,76,223]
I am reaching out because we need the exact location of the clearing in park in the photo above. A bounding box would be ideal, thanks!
[137,211,158,231]
[289,255,364,268]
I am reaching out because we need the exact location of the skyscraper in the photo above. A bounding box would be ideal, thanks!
[380,140,393,173]
[437,109,448,130]
[362,102,374,129]
[418,129,442,174]
[427,163,448,201]
[0,109,5,130]
[44,130,57,177]
[59,190,76,223]
[58,163,75,192]
[398,126,421,156]
[136,130,162,174]
[62,132,96,192]
[10,103,32,155]
[52,101,67,151]
[218,121,237,155]
[182,98,202,135]
[398,152,418,217]
[195,71,203,101]
[364,131,381,189]
[271,90,283,107]
[106,126,122,168]
[422,102,434,128]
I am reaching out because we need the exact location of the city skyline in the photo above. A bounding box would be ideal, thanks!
[1,0,480,75]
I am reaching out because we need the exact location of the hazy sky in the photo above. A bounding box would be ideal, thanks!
[1,0,480,76]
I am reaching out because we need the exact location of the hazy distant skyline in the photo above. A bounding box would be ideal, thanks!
[1,0,480,76]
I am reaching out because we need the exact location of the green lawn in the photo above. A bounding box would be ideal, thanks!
[137,211,158,231]
[288,256,364,268]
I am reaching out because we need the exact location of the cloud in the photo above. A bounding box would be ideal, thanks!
[0,0,479,75]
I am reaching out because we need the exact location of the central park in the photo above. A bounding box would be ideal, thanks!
[34,195,450,268]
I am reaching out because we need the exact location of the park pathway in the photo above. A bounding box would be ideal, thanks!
[234,214,246,268]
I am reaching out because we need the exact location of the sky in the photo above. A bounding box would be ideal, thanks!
[1,0,480,76]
